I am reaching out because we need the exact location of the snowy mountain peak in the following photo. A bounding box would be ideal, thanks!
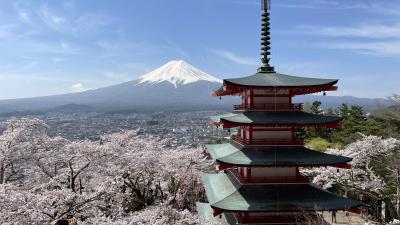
[138,60,222,88]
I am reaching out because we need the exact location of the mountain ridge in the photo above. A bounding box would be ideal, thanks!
[0,60,392,113]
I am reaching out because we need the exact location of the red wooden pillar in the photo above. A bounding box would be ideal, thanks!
[249,126,253,145]
[248,167,252,182]
[291,126,295,144]
[242,91,246,108]
[244,213,250,223]
[250,89,254,109]
[243,167,251,182]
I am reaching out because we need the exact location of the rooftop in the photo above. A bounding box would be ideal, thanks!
[206,142,352,167]
[203,173,362,212]
[225,72,338,88]
[210,111,341,127]
[213,72,338,96]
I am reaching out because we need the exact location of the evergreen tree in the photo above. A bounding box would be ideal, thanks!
[310,101,323,115]
[332,104,367,144]
[306,101,328,140]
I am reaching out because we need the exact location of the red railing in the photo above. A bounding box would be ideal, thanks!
[232,135,304,146]
[231,169,310,184]
[233,103,303,111]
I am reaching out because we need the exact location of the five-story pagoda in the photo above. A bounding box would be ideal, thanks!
[197,0,362,224]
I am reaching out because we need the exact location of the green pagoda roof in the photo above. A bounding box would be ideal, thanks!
[203,173,362,212]
[211,111,341,127]
[206,142,351,167]
[224,72,338,88]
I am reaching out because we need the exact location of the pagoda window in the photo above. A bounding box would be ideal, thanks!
[235,127,302,145]
[252,89,289,95]
[248,212,271,217]
[252,130,292,139]
[251,167,296,178]
[253,96,290,104]
[237,89,295,110]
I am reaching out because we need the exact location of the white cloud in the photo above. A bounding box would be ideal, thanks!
[38,5,67,29]
[18,10,31,24]
[232,0,259,6]
[0,24,19,38]
[76,13,113,30]
[209,49,257,66]
[276,0,400,15]
[96,40,115,51]
[21,40,80,55]
[60,40,69,50]
[52,57,68,63]
[293,22,400,56]
[103,72,132,82]
[275,0,362,9]
[318,41,400,56]
[166,40,189,59]
[297,24,400,39]
[70,83,87,92]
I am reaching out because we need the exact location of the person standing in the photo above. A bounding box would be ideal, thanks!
[331,210,337,223]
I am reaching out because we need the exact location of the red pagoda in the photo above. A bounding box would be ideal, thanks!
[197,0,362,224]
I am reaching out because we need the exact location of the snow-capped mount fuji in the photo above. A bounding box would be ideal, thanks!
[0,60,232,113]
[138,60,222,88]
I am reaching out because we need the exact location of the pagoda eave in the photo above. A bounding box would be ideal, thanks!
[216,161,352,170]
[210,206,362,214]
[218,119,342,129]
[203,173,362,214]
[207,143,353,169]
[210,111,342,129]
[198,203,362,225]
[213,79,338,97]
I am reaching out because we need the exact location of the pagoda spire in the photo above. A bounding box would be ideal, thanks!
[258,0,275,73]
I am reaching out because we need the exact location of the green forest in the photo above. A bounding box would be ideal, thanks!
[305,96,400,151]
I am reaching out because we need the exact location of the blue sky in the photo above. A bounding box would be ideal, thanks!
[0,0,399,99]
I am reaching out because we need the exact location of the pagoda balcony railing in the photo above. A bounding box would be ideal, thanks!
[230,169,310,184]
[233,103,303,111]
[232,135,304,146]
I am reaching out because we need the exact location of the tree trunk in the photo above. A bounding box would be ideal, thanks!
[0,161,4,184]
[396,169,400,216]
[397,184,400,217]
[382,200,386,222]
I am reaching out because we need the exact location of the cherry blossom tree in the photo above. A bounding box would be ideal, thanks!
[0,119,211,224]
[306,135,400,222]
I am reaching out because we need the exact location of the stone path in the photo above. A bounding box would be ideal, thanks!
[321,211,378,225]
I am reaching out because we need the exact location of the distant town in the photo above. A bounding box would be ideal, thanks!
[0,111,229,147]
